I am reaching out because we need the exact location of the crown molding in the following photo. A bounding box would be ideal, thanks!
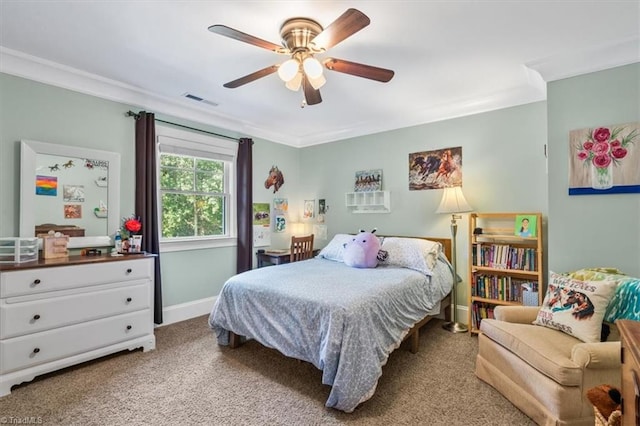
[0,47,303,147]
[526,36,640,82]
[3,41,635,148]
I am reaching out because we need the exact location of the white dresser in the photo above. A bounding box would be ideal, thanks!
[0,254,156,396]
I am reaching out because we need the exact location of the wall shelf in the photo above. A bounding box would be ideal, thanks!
[345,191,390,214]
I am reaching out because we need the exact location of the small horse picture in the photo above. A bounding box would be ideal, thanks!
[563,290,595,320]
[264,165,285,193]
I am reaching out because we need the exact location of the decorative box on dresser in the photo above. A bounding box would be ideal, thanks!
[618,319,640,426]
[0,253,156,396]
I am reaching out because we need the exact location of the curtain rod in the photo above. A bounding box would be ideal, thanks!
[125,111,240,142]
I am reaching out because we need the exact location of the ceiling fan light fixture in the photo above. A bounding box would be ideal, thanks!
[212,9,393,106]
[308,74,326,90]
[302,56,323,79]
[285,72,303,91]
[278,58,300,82]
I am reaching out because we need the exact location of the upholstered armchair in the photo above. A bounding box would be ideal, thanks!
[476,305,621,426]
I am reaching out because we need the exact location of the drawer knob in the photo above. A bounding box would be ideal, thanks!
[33,279,41,285]
[126,297,132,303]
[33,314,41,321]
[126,325,132,330]
[33,347,40,354]
[126,268,132,274]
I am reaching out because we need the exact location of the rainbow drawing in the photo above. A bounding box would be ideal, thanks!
[36,175,58,196]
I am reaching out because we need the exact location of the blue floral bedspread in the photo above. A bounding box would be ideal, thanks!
[208,257,453,412]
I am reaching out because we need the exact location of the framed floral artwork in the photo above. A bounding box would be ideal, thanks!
[569,122,639,195]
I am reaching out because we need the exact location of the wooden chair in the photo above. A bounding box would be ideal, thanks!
[290,234,314,262]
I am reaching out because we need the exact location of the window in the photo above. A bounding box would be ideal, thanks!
[156,126,237,251]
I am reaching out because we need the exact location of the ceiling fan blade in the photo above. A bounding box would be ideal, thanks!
[324,58,394,82]
[208,25,289,54]
[310,8,370,51]
[302,76,322,105]
[223,65,279,88]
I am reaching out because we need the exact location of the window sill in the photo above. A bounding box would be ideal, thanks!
[160,237,237,253]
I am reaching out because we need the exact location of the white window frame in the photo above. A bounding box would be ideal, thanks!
[156,125,237,252]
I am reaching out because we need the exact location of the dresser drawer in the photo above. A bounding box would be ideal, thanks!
[1,281,150,339]
[0,258,153,297]
[0,310,151,374]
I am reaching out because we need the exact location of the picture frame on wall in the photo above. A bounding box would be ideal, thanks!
[275,215,286,233]
[568,122,639,195]
[354,169,382,192]
[64,204,82,219]
[408,146,463,191]
[36,175,57,196]
[63,185,85,202]
[303,200,315,219]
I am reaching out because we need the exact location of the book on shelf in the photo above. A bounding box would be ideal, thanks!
[472,243,537,271]
[471,274,537,303]
[471,302,496,330]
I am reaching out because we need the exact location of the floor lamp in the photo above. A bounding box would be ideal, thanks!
[436,186,472,333]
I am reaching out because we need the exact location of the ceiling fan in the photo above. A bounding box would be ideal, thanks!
[208,8,394,106]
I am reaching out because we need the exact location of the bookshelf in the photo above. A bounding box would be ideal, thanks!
[468,212,544,334]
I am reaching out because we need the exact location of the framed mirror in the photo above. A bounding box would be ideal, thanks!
[20,140,120,248]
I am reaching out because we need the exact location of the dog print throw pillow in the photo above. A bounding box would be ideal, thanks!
[533,271,618,343]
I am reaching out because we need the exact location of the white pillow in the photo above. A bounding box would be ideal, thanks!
[379,237,442,276]
[532,271,618,343]
[316,234,355,263]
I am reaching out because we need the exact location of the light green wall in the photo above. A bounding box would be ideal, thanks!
[0,73,301,306]
[547,63,640,276]
[2,63,638,311]
[0,74,136,236]
[300,101,549,304]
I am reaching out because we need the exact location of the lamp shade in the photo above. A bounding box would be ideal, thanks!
[302,57,323,79]
[278,59,300,82]
[436,186,472,214]
[307,73,326,90]
[285,72,302,91]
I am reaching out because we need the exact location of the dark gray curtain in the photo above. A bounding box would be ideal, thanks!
[134,111,163,324]
[236,138,253,273]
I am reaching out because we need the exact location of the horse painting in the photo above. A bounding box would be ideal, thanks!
[408,146,463,190]
[264,165,285,193]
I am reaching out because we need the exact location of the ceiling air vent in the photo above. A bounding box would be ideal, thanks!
[182,93,218,107]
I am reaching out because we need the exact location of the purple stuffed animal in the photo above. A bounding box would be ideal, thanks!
[343,228,382,268]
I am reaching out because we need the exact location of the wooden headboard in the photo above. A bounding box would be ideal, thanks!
[423,237,452,261]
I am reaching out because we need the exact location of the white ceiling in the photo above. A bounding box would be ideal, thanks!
[1,1,638,147]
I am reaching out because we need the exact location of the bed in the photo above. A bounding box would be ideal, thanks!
[208,235,454,412]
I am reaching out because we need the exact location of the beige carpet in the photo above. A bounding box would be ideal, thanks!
[0,316,535,425]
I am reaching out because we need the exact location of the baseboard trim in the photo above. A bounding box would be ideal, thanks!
[157,296,217,327]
